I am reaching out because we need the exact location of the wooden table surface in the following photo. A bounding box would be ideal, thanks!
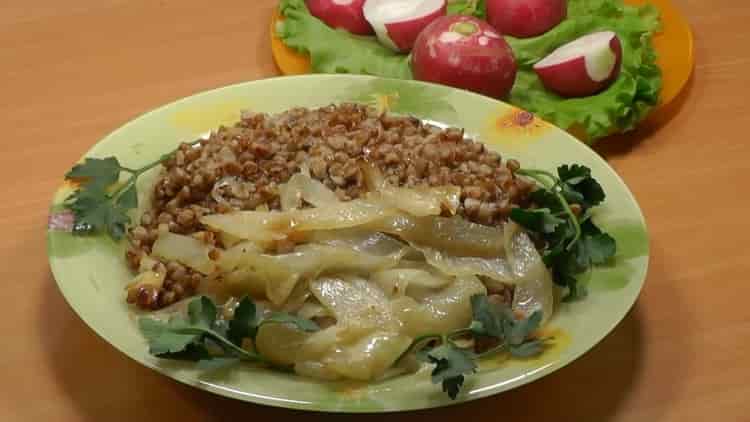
[2,1,749,420]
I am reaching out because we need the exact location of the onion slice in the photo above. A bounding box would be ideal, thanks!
[367,214,506,257]
[279,172,340,211]
[151,232,216,275]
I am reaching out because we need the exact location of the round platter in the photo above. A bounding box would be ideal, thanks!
[48,74,649,413]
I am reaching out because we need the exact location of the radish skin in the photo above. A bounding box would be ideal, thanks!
[306,0,373,35]
[487,0,567,38]
[533,31,622,97]
[412,16,518,99]
[364,0,446,52]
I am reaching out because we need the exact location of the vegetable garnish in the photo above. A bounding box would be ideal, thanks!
[63,140,201,240]
[277,0,662,141]
[306,0,373,36]
[363,0,447,53]
[533,31,623,98]
[486,0,567,38]
[411,15,518,99]
[446,0,486,18]
[512,164,616,300]
[406,294,546,399]
[139,296,320,369]
[141,294,545,399]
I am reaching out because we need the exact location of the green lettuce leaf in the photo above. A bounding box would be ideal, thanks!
[278,0,411,79]
[447,0,486,18]
[277,0,662,142]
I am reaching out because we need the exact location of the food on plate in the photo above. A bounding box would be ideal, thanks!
[62,104,616,399]
[306,0,373,35]
[276,0,662,141]
[412,15,517,99]
[486,0,567,38]
[533,31,622,97]
[363,0,447,52]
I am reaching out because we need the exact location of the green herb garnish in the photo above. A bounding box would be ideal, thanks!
[140,295,544,399]
[395,295,546,399]
[447,0,486,18]
[139,296,320,369]
[512,165,616,300]
[63,140,200,240]
[422,343,476,399]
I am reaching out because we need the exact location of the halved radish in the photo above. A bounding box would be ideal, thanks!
[412,16,517,99]
[363,0,446,52]
[306,0,373,35]
[486,0,567,38]
[533,31,622,97]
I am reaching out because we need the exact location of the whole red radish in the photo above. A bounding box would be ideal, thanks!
[487,0,567,38]
[306,0,373,35]
[412,16,518,99]
[364,0,446,52]
[533,31,622,97]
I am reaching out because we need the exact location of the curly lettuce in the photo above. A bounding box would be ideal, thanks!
[278,0,662,142]
[278,0,411,79]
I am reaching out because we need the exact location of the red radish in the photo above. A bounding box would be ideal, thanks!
[533,31,622,97]
[363,0,446,52]
[306,0,373,35]
[487,0,567,38]
[411,16,517,99]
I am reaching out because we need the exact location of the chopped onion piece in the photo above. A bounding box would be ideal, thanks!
[151,232,216,275]
[310,276,398,332]
[416,246,514,284]
[360,161,460,215]
[255,323,311,366]
[360,160,387,191]
[297,300,331,320]
[217,244,404,305]
[367,185,461,216]
[200,212,289,243]
[326,332,412,381]
[504,222,555,323]
[305,228,405,256]
[391,275,486,337]
[298,326,341,361]
[216,241,262,272]
[126,270,165,290]
[279,172,339,211]
[371,268,453,298]
[368,215,505,257]
[200,200,398,239]
[290,201,397,231]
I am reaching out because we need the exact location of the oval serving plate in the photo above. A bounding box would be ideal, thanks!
[47,75,649,413]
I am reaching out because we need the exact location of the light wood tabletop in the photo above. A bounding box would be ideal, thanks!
[2,0,749,420]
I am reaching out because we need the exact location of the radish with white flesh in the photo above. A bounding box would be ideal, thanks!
[411,16,517,99]
[533,31,622,97]
[306,0,373,35]
[363,0,446,52]
[487,0,567,38]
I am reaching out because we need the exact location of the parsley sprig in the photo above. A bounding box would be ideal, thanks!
[63,140,201,240]
[406,295,547,399]
[140,295,545,399]
[511,165,616,300]
[139,296,319,369]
